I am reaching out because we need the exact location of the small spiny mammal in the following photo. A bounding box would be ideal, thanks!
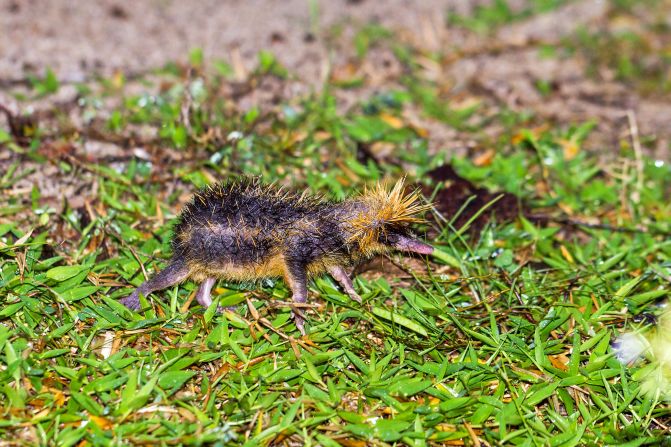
[119,176,434,334]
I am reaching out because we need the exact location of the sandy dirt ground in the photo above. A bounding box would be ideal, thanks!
[1,0,460,84]
[1,0,670,161]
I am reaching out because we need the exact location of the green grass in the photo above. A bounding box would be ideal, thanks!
[446,0,571,35]
[558,0,671,97]
[2,10,671,446]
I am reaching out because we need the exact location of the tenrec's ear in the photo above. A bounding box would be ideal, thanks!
[391,234,433,255]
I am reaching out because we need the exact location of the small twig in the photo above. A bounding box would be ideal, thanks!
[528,214,671,237]
[651,417,669,431]
[463,422,482,447]
[179,290,196,313]
[384,254,419,279]
[0,103,12,116]
[127,246,149,281]
[180,68,194,134]
[265,300,317,309]
[243,298,313,350]
[103,225,151,281]
[627,110,645,204]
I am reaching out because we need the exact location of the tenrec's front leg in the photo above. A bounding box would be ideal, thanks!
[119,259,190,310]
[285,262,309,335]
[195,277,216,308]
[327,265,362,303]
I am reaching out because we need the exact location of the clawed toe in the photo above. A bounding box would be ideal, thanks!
[294,316,306,336]
[328,266,362,305]
[349,292,362,304]
[119,293,141,310]
[292,309,306,336]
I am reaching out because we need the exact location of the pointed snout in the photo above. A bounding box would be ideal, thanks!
[392,235,434,255]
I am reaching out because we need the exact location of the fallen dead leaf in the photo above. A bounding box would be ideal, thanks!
[473,149,496,167]
[548,354,570,371]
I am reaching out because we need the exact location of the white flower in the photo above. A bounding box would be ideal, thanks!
[612,332,649,364]
[618,311,671,401]
[227,131,244,141]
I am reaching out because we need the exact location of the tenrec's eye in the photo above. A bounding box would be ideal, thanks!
[380,232,400,245]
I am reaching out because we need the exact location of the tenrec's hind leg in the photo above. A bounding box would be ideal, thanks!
[195,277,216,308]
[285,262,309,336]
[119,259,190,310]
[327,265,362,304]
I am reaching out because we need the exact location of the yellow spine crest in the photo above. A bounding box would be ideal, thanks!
[349,177,432,255]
